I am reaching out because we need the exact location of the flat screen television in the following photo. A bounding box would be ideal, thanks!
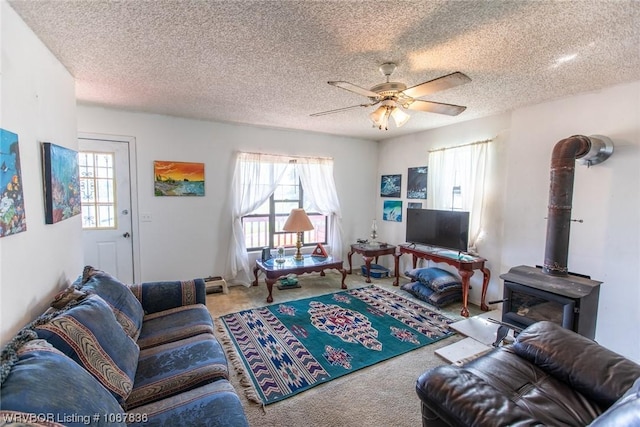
[405,208,470,252]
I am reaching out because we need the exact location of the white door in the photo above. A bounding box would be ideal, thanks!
[79,138,134,283]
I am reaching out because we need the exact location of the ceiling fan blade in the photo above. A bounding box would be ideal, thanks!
[328,81,381,99]
[310,102,379,117]
[402,72,471,99]
[406,100,467,116]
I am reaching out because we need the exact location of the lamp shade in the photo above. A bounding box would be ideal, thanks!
[282,208,314,232]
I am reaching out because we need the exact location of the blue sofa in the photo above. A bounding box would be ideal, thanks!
[0,267,249,427]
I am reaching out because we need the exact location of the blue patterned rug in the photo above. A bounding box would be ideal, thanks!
[221,285,454,404]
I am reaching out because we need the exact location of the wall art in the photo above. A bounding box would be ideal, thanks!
[154,160,205,196]
[383,200,402,222]
[1,129,27,237]
[408,202,422,209]
[42,142,81,224]
[407,166,427,199]
[380,174,401,197]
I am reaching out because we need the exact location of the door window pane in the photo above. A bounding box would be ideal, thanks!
[79,151,116,229]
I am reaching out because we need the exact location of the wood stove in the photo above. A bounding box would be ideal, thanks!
[500,265,601,339]
[498,135,612,340]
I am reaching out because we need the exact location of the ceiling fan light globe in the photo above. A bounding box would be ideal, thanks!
[369,105,386,126]
[378,107,392,130]
[391,107,410,127]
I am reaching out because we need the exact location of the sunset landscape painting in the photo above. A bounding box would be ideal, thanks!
[154,160,205,196]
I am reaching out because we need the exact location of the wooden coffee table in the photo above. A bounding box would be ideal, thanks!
[253,255,347,303]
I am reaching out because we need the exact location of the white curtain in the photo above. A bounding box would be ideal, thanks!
[226,152,290,285]
[225,152,343,285]
[296,157,343,260]
[427,141,489,253]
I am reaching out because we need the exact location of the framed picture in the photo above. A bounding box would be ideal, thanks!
[380,174,401,197]
[154,160,205,196]
[407,166,427,199]
[408,202,422,209]
[383,200,402,222]
[42,142,81,224]
[1,129,27,237]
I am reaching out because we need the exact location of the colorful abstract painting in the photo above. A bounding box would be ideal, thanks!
[383,200,402,222]
[0,129,27,237]
[154,160,205,196]
[42,142,81,224]
[407,166,427,199]
[380,174,401,197]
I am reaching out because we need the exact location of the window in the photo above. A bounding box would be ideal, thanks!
[427,140,490,252]
[79,151,116,229]
[242,164,327,251]
[228,152,343,285]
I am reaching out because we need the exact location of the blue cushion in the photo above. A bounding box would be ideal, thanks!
[127,380,249,427]
[0,339,125,427]
[137,304,215,349]
[404,267,462,292]
[34,294,140,407]
[76,266,144,340]
[129,279,205,314]
[126,333,228,409]
[401,281,462,308]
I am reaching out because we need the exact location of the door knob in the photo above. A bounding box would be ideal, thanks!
[123,232,131,238]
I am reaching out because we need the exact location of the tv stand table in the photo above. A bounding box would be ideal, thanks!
[397,244,490,317]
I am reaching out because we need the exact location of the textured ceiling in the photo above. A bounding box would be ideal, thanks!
[8,0,640,141]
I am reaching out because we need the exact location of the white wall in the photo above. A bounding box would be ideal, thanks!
[1,2,82,345]
[378,82,640,362]
[76,106,379,282]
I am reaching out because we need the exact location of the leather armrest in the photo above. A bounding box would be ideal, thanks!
[513,321,640,407]
[416,365,540,427]
[589,377,640,427]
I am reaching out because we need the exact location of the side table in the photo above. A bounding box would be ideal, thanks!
[347,243,399,285]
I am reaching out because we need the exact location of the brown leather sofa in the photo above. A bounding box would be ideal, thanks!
[416,321,640,426]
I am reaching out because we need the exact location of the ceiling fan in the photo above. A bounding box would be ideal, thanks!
[311,63,471,130]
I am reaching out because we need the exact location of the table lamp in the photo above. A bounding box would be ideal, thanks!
[282,208,314,261]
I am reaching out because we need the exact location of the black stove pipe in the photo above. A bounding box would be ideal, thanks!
[542,135,591,276]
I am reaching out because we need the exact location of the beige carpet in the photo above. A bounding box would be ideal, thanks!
[206,272,481,427]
